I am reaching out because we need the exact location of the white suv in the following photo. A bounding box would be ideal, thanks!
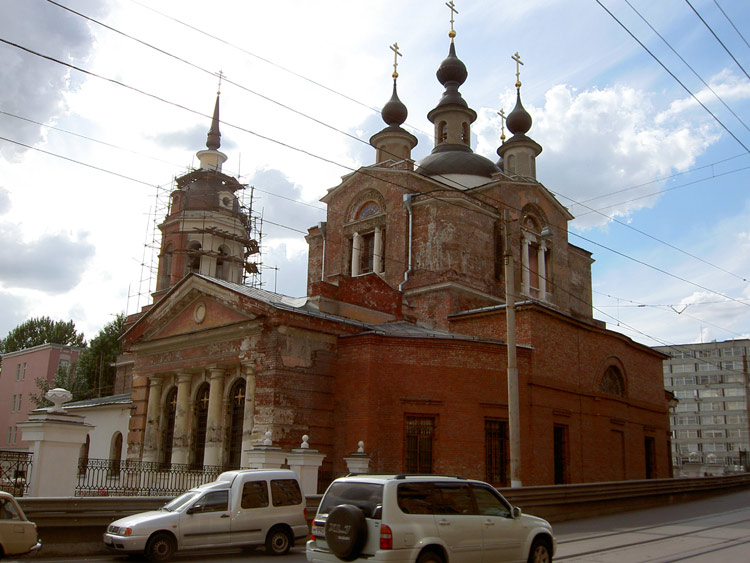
[306,474,554,563]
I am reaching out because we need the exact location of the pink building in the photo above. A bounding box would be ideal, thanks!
[0,344,81,451]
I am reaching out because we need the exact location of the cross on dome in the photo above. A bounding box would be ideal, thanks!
[512,52,524,89]
[390,42,402,80]
[446,1,458,40]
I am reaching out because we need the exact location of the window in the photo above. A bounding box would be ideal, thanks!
[79,435,90,476]
[241,480,269,509]
[697,363,719,372]
[271,479,302,506]
[728,429,748,438]
[0,498,21,520]
[195,491,228,513]
[675,415,699,425]
[438,121,447,143]
[724,387,745,397]
[663,365,671,375]
[21,363,26,380]
[158,244,174,289]
[723,347,746,357]
[675,390,697,399]
[722,361,743,371]
[725,401,745,410]
[644,436,656,479]
[703,443,727,452]
[600,366,625,396]
[485,419,508,486]
[109,432,123,477]
[663,376,672,387]
[673,376,695,386]
[675,403,695,412]
[727,415,748,425]
[397,482,435,515]
[405,416,435,473]
[15,364,20,381]
[186,241,202,274]
[701,415,725,425]
[16,394,20,412]
[698,389,722,398]
[191,383,210,468]
[724,374,745,383]
[226,380,246,470]
[554,424,569,484]
[675,430,699,439]
[216,245,230,280]
[433,483,473,515]
[672,363,696,373]
[360,232,376,274]
[161,387,177,467]
[356,202,380,220]
[703,430,725,438]
[696,374,722,384]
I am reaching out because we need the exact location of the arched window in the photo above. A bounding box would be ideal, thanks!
[600,366,625,396]
[226,379,246,469]
[216,245,230,280]
[438,121,448,143]
[158,244,173,290]
[191,383,211,469]
[356,202,380,220]
[462,122,470,143]
[186,241,202,275]
[161,387,177,468]
[108,432,123,477]
[78,434,90,476]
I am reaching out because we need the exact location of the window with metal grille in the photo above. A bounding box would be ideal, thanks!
[485,419,508,486]
[405,416,435,473]
[192,383,210,468]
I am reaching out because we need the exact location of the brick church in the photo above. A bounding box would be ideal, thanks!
[116,26,672,487]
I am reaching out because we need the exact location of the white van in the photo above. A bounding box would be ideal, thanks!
[104,469,308,562]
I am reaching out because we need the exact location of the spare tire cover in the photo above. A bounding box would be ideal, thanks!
[324,504,367,561]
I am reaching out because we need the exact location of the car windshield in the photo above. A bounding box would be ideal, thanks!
[162,491,201,512]
[319,482,383,519]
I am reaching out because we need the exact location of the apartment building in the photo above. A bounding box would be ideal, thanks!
[655,339,749,472]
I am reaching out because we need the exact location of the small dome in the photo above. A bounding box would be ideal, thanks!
[436,42,468,87]
[416,144,501,179]
[506,90,532,136]
[382,82,408,126]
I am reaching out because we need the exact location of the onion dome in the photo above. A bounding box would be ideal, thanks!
[434,42,469,109]
[506,90,532,137]
[382,82,408,127]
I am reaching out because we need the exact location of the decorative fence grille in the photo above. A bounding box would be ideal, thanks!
[0,450,32,496]
[75,459,229,497]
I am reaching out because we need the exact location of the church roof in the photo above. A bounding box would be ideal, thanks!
[63,393,132,409]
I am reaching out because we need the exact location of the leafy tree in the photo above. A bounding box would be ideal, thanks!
[29,362,90,408]
[0,317,85,355]
[76,313,126,397]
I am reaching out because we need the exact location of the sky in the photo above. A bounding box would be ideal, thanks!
[0,0,749,349]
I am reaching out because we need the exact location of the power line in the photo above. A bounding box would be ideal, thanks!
[713,0,750,51]
[624,0,750,134]
[685,0,750,82]
[595,0,750,155]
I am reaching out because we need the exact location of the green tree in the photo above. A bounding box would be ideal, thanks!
[0,317,85,355]
[76,313,126,397]
[29,361,91,408]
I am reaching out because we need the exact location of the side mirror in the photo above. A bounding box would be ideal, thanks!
[512,506,522,519]
[186,505,201,515]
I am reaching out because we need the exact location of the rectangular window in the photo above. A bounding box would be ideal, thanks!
[663,376,672,386]
[675,403,695,412]
[21,363,26,380]
[728,429,749,438]
[405,416,435,473]
[644,436,656,479]
[723,347,746,357]
[663,365,671,375]
[673,376,695,386]
[724,387,745,397]
[701,415,725,425]
[484,419,508,486]
[554,424,569,484]
[698,389,722,398]
[699,402,723,411]
[676,415,699,425]
[676,430,699,439]
[270,479,302,507]
[16,394,20,412]
[675,390,697,399]
[722,361,743,371]
[240,480,269,509]
[696,374,722,384]
[12,426,17,444]
[725,401,745,411]
[724,374,745,383]
[703,430,725,438]
[727,415,748,425]
[6,427,11,444]
[15,364,20,381]
[697,363,719,373]
[672,364,696,373]
[703,443,727,452]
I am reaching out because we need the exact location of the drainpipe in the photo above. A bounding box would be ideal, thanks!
[399,194,414,292]
[318,222,326,281]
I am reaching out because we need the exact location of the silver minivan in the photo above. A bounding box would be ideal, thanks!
[104,469,308,562]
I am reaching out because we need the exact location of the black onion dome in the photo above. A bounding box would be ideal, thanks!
[382,81,408,126]
[436,42,468,86]
[506,90,532,136]
[416,144,501,178]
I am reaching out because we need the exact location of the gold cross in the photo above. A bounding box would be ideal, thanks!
[234,387,245,405]
[498,108,506,142]
[512,52,523,89]
[200,391,210,408]
[390,42,402,79]
[446,1,458,39]
[169,393,177,411]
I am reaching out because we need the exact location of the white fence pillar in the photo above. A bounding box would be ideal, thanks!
[286,435,325,496]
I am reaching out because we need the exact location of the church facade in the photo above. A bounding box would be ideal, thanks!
[117,31,672,487]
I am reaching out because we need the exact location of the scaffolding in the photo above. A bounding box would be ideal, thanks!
[127,175,266,317]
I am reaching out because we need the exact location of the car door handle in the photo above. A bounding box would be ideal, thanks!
[438,519,450,526]
[484,519,495,526]
[221,513,230,518]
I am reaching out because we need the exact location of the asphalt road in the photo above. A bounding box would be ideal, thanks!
[16,488,750,562]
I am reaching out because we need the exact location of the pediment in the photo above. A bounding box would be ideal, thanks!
[123,276,271,346]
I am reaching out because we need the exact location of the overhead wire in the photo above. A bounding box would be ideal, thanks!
[4,4,749,335]
[42,0,750,293]
[713,0,750,51]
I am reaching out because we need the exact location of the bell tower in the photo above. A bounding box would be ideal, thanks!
[153,89,259,300]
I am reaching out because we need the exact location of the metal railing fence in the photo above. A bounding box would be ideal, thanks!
[0,450,32,496]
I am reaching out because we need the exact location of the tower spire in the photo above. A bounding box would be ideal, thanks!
[196,73,228,172]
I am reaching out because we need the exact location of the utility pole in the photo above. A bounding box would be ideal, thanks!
[504,210,522,488]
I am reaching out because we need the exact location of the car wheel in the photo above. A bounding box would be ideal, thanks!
[325,504,367,561]
[145,532,176,563]
[417,550,445,563]
[528,537,552,563]
[265,526,292,555]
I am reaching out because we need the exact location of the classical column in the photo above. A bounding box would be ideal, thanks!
[374,227,383,274]
[538,241,548,300]
[351,232,362,276]
[203,367,226,467]
[171,372,192,465]
[241,362,257,457]
[142,375,163,463]
[521,233,531,295]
